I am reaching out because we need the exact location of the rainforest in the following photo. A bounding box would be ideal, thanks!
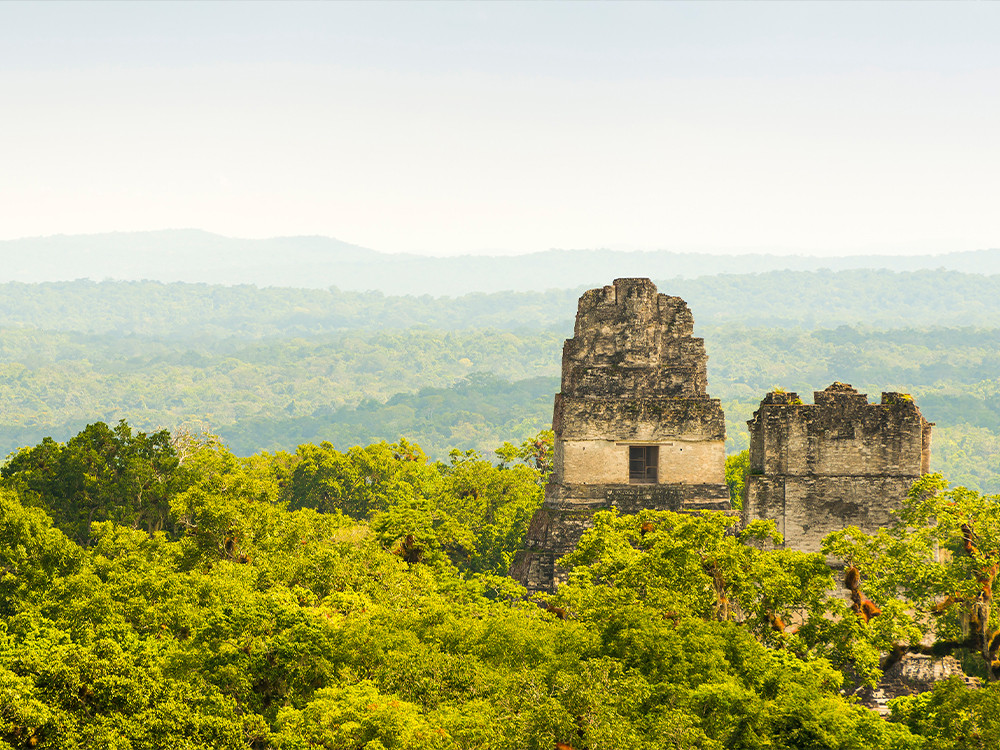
[0,420,999,749]
[3,272,1000,748]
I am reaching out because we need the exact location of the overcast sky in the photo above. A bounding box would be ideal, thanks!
[1,1,998,256]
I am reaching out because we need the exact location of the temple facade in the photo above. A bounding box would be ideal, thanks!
[742,383,933,553]
[510,278,731,592]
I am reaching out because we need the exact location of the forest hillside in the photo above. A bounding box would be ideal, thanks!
[2,273,1000,489]
[1,421,999,748]
[2,260,1000,746]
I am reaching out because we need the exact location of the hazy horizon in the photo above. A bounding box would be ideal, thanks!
[2,1,998,257]
[2,227,998,260]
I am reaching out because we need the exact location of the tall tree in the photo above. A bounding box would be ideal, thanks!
[1,420,181,542]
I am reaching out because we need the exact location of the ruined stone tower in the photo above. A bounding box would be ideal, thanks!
[743,383,932,553]
[511,278,731,592]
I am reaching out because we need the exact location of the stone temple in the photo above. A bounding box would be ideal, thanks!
[510,280,936,592]
[742,383,933,553]
[511,278,731,592]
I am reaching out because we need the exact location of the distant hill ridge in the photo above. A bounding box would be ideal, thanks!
[2,229,999,294]
[0,269,998,334]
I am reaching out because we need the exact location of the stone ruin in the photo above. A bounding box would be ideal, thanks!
[742,383,933,553]
[859,653,979,716]
[509,278,947,701]
[510,278,731,592]
[511,278,935,594]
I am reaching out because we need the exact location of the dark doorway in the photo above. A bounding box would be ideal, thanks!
[629,445,659,484]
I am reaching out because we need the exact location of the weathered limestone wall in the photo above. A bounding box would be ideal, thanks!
[559,439,724,485]
[511,278,731,593]
[862,654,979,715]
[743,384,932,553]
[555,395,726,442]
[560,278,708,401]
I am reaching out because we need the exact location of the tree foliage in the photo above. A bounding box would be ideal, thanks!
[1,423,997,748]
[823,474,1000,681]
[1,421,182,543]
[724,449,749,509]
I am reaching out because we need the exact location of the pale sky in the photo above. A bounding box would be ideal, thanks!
[1,1,998,256]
